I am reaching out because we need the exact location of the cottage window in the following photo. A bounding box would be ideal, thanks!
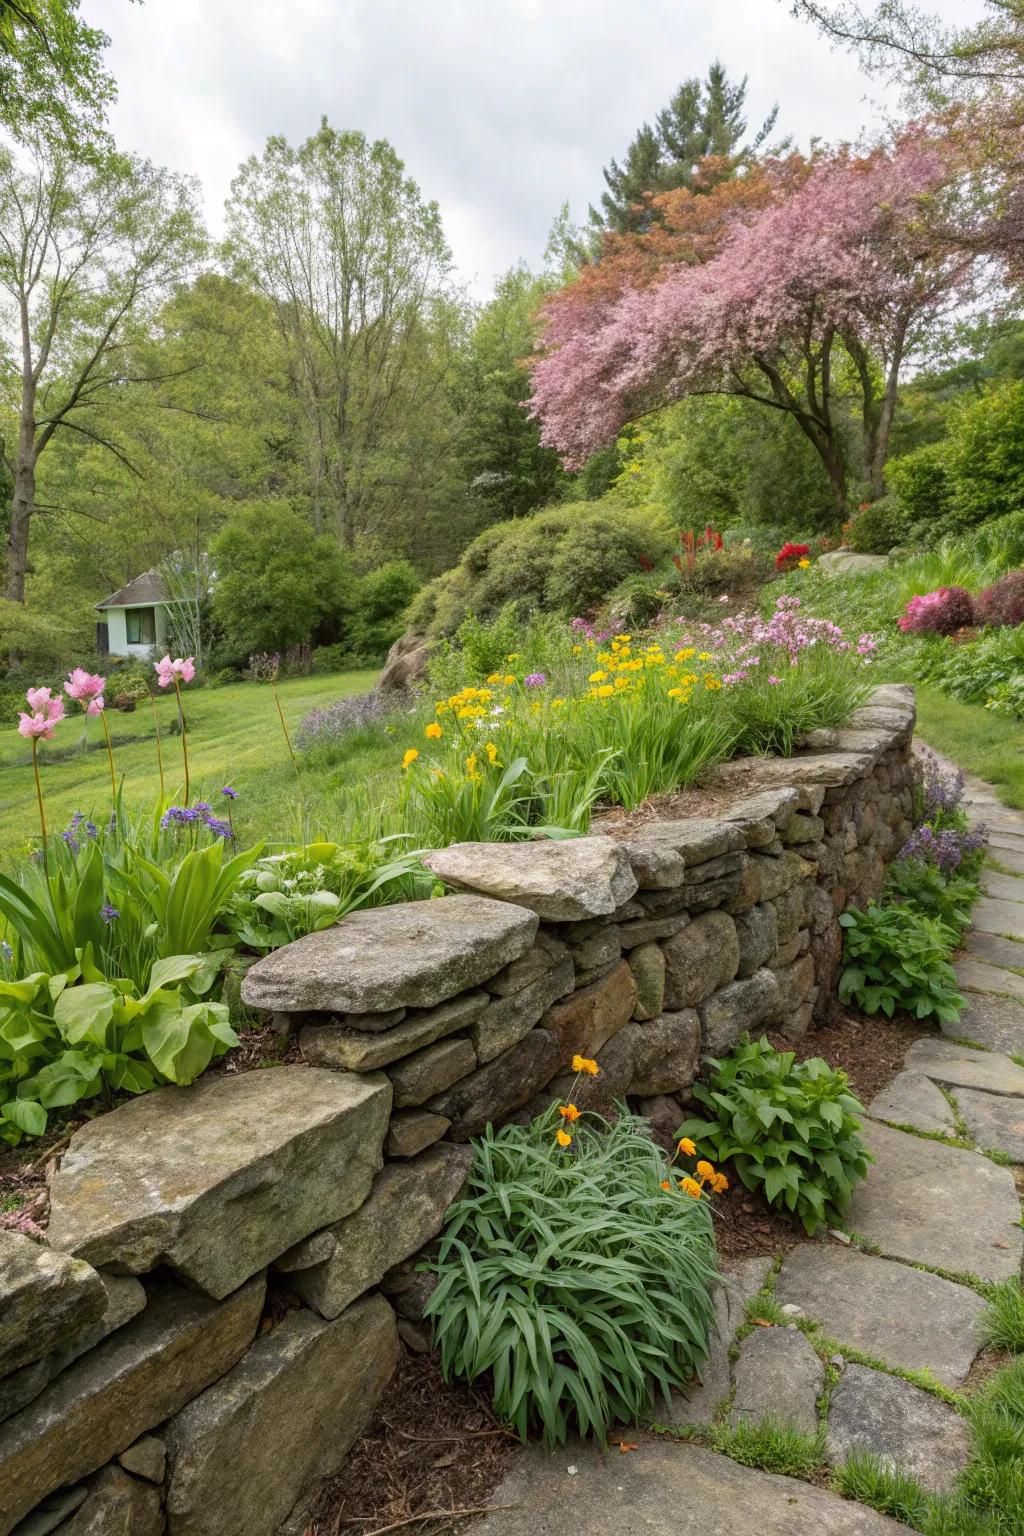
[125,607,157,645]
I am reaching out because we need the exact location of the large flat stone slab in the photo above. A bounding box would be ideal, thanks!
[956,957,1024,1002]
[953,991,1024,1053]
[730,1327,822,1434]
[165,1295,400,1536]
[279,1144,472,1318]
[300,991,487,1071]
[970,896,1024,940]
[0,1233,106,1379]
[868,1072,956,1136]
[981,870,1024,905]
[826,1364,971,1493]
[241,895,538,1013]
[955,1086,1024,1161]
[962,929,1024,972]
[421,837,637,921]
[47,1066,391,1298]
[988,844,1024,876]
[847,1121,1023,1284]
[466,1438,906,1535]
[775,1245,985,1387]
[0,1276,264,1536]
[669,1256,771,1428]
[904,1037,1024,1098]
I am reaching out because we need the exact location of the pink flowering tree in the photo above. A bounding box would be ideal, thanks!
[530,128,986,513]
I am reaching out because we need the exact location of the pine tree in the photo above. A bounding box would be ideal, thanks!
[591,62,780,235]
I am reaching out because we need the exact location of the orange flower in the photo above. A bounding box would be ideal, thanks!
[424,721,442,740]
[660,1180,672,1191]
[555,1130,572,1148]
[679,1177,702,1199]
[558,1104,581,1122]
[677,1137,696,1156]
[695,1159,716,1183]
[571,1054,599,1076]
[712,1172,730,1193]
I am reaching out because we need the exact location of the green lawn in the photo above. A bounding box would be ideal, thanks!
[914,684,1024,809]
[0,670,379,857]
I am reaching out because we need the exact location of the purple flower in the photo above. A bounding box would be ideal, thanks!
[61,831,79,853]
[101,903,120,924]
[767,675,781,685]
[524,673,546,688]
[203,816,233,840]
[84,821,98,839]
[220,786,238,800]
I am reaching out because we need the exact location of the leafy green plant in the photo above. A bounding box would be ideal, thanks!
[426,1107,720,1445]
[839,904,965,1024]
[677,1036,871,1236]
[0,948,237,1142]
[882,861,979,943]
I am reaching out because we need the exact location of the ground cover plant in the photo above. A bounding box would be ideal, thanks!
[676,1035,872,1236]
[426,1088,723,1446]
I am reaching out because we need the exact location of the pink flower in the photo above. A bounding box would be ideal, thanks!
[767,675,781,685]
[86,696,105,716]
[25,686,64,721]
[18,710,58,740]
[64,668,105,703]
[154,655,196,689]
[718,594,730,603]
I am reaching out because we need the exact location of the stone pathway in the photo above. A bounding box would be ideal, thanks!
[470,754,1024,1532]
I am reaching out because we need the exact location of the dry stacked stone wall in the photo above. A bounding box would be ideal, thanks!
[0,685,918,1536]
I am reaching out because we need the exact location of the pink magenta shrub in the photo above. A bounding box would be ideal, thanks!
[897,586,974,636]
[974,570,1024,629]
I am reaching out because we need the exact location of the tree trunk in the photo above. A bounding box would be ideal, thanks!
[6,454,35,605]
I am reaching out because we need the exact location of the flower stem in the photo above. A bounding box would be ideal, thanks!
[148,692,165,803]
[271,679,302,794]
[173,677,190,803]
[99,709,117,801]
[31,739,49,878]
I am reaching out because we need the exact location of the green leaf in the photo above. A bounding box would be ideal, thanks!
[53,983,116,1048]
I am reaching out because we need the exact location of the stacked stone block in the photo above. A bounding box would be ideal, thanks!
[0,686,917,1536]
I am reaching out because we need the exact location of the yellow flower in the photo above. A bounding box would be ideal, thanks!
[680,1177,702,1199]
[712,1172,730,1193]
[503,674,516,685]
[466,753,478,775]
[555,1129,572,1148]
[588,670,607,683]
[401,749,419,770]
[571,645,583,656]
[704,677,722,691]
[677,647,696,662]
[677,1137,696,1156]
[424,722,442,740]
[798,558,811,569]
[696,1159,716,1183]
[614,634,632,643]
[506,653,521,662]
[552,697,565,708]
[697,651,712,661]
[486,672,502,684]
[596,684,615,698]
[571,1054,599,1076]
[558,1103,581,1122]
[485,741,499,764]
[435,702,449,716]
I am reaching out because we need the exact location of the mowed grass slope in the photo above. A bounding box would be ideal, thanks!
[914,684,1024,810]
[0,670,379,857]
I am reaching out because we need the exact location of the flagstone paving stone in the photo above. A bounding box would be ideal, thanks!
[846,1120,1023,1283]
[774,1245,986,1387]
[988,840,1024,873]
[904,1036,1024,1097]
[868,1072,957,1136]
[730,1327,822,1434]
[962,929,1024,971]
[668,1256,771,1428]
[951,990,1024,1053]
[826,1365,971,1494]
[954,1085,1024,1162]
[980,870,1024,905]
[955,957,1024,1001]
[972,895,1024,938]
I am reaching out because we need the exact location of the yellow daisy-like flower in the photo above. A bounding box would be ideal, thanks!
[558,1103,581,1122]
[588,670,607,683]
[552,697,566,708]
[466,753,478,775]
[424,722,442,740]
[695,1159,716,1183]
[596,684,615,698]
[797,558,811,569]
[555,1129,572,1148]
[677,647,696,662]
[697,651,713,661]
[506,653,521,662]
[704,677,722,691]
[680,1177,703,1199]
[435,701,449,716]
[678,1137,696,1156]
[485,741,499,764]
[712,1172,730,1193]
[503,674,516,685]
[486,672,502,684]
[401,749,419,770]
[571,1054,599,1077]
[571,645,583,656]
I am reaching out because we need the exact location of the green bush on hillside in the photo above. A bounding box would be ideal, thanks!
[888,382,1024,540]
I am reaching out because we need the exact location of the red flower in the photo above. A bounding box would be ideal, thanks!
[775,542,810,571]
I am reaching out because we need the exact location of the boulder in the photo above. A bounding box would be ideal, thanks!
[816,550,890,576]
[47,1067,391,1298]
[421,838,637,921]
[628,944,665,1021]
[164,1296,400,1536]
[427,1029,563,1139]
[55,1465,163,1536]
[733,904,778,978]
[241,895,538,1014]
[698,970,783,1056]
[386,1037,476,1107]
[541,961,637,1060]
[663,912,739,1010]
[730,1326,822,1435]
[300,990,487,1071]
[376,630,430,693]
[0,1233,106,1379]
[626,1012,701,1097]
[0,1277,264,1536]
[279,1145,472,1319]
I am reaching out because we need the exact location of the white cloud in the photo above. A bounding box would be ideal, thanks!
[89,0,989,296]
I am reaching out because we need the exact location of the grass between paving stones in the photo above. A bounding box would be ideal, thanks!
[707,1418,826,1478]
[981,1280,1024,1353]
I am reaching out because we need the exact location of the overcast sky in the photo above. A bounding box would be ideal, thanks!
[89,0,987,298]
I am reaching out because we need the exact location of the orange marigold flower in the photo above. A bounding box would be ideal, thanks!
[558,1104,581,1122]
[571,1054,599,1076]
[401,749,419,770]
[677,1137,696,1156]
[696,1159,716,1182]
[712,1172,730,1193]
[660,1180,672,1191]
[555,1130,572,1148]
[679,1177,702,1199]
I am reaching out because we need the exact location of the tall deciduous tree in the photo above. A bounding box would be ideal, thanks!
[531,130,989,514]
[0,0,114,140]
[225,119,464,555]
[0,139,205,606]
[591,62,780,235]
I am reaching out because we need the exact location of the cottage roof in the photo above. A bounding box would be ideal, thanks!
[96,570,170,610]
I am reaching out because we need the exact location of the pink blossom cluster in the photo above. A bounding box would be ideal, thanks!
[897,586,974,636]
[676,595,877,681]
[65,668,106,715]
[154,655,195,688]
[18,687,65,740]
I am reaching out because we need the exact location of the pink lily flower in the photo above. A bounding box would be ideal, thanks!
[64,668,106,703]
[154,655,196,688]
[25,686,65,721]
[18,710,59,740]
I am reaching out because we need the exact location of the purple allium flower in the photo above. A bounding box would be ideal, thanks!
[220,786,238,800]
[524,673,546,688]
[101,903,120,924]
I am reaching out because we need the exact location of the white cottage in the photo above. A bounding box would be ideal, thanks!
[95,570,174,660]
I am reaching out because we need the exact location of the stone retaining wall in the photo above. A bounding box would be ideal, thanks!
[0,685,918,1536]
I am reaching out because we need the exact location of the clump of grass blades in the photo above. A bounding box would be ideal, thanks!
[980,1280,1024,1354]
[709,1417,825,1478]
[834,1453,933,1528]
[425,1107,720,1447]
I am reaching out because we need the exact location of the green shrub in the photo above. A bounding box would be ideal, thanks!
[887,440,955,532]
[882,861,979,942]
[677,1036,871,1236]
[847,497,910,554]
[426,1107,720,1445]
[345,560,420,660]
[839,904,965,1024]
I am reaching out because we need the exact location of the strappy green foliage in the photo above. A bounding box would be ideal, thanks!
[426,1107,720,1446]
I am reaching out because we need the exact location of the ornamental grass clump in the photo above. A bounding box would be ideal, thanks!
[426,1098,720,1446]
[677,1035,871,1236]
